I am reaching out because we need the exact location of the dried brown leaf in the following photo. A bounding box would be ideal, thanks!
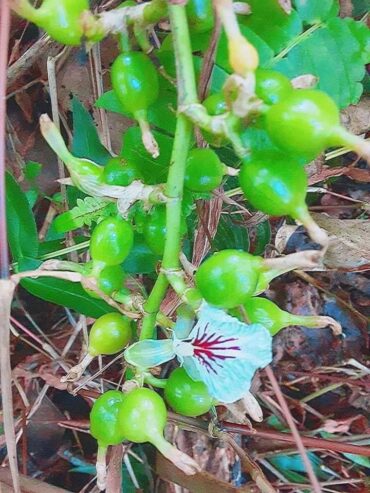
[313,213,370,270]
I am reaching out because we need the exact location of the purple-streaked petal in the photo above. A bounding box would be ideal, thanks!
[175,303,272,403]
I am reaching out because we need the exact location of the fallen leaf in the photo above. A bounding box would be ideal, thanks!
[275,215,370,271]
[312,213,370,270]
[322,415,364,434]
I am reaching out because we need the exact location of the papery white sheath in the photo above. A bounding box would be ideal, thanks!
[124,303,273,404]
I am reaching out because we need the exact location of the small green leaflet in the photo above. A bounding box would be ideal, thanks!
[212,215,250,252]
[274,17,369,108]
[5,171,39,260]
[120,127,174,185]
[53,197,116,233]
[72,97,111,165]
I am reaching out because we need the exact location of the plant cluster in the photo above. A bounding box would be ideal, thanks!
[7,0,369,490]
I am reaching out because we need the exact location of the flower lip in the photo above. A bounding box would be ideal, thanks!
[180,323,241,374]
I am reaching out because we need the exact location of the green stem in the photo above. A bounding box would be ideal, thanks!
[271,23,322,64]
[139,4,196,340]
[9,0,38,22]
[285,314,342,336]
[144,374,168,388]
[140,273,168,340]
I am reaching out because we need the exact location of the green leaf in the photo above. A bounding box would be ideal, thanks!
[346,18,370,64]
[239,0,302,53]
[274,18,367,108]
[72,97,111,165]
[24,161,43,181]
[293,0,339,24]
[123,234,159,274]
[252,221,272,256]
[269,452,328,480]
[120,127,174,184]
[95,90,123,114]
[212,215,250,251]
[53,197,115,233]
[121,445,153,492]
[342,453,370,468]
[353,0,370,16]
[6,172,38,260]
[18,258,114,318]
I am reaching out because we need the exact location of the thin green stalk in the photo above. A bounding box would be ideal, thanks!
[271,23,322,64]
[140,272,168,339]
[139,4,197,340]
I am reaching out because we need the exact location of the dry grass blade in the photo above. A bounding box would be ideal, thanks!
[265,366,323,493]
[0,280,21,493]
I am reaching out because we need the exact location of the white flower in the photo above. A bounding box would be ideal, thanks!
[124,303,272,404]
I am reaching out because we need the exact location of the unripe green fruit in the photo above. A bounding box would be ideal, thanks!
[165,368,214,417]
[184,148,225,192]
[89,313,132,357]
[111,52,159,117]
[103,157,142,186]
[266,89,340,158]
[90,390,126,446]
[85,264,126,299]
[90,216,134,266]
[195,249,263,308]
[118,388,167,443]
[239,151,308,219]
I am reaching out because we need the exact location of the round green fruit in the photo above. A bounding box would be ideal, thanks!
[195,249,263,308]
[255,68,292,105]
[184,148,225,193]
[165,367,214,417]
[89,312,132,356]
[186,0,214,33]
[118,388,167,444]
[266,89,340,158]
[90,216,134,266]
[111,52,159,117]
[239,151,308,219]
[103,157,142,186]
[90,390,126,446]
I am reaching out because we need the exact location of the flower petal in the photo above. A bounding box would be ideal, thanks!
[176,303,272,403]
[124,339,175,369]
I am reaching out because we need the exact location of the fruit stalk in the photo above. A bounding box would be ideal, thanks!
[285,314,342,336]
[135,110,160,158]
[61,353,94,382]
[296,206,329,248]
[261,250,322,284]
[151,432,200,475]
[8,0,38,22]
[96,444,108,491]
[332,126,370,164]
